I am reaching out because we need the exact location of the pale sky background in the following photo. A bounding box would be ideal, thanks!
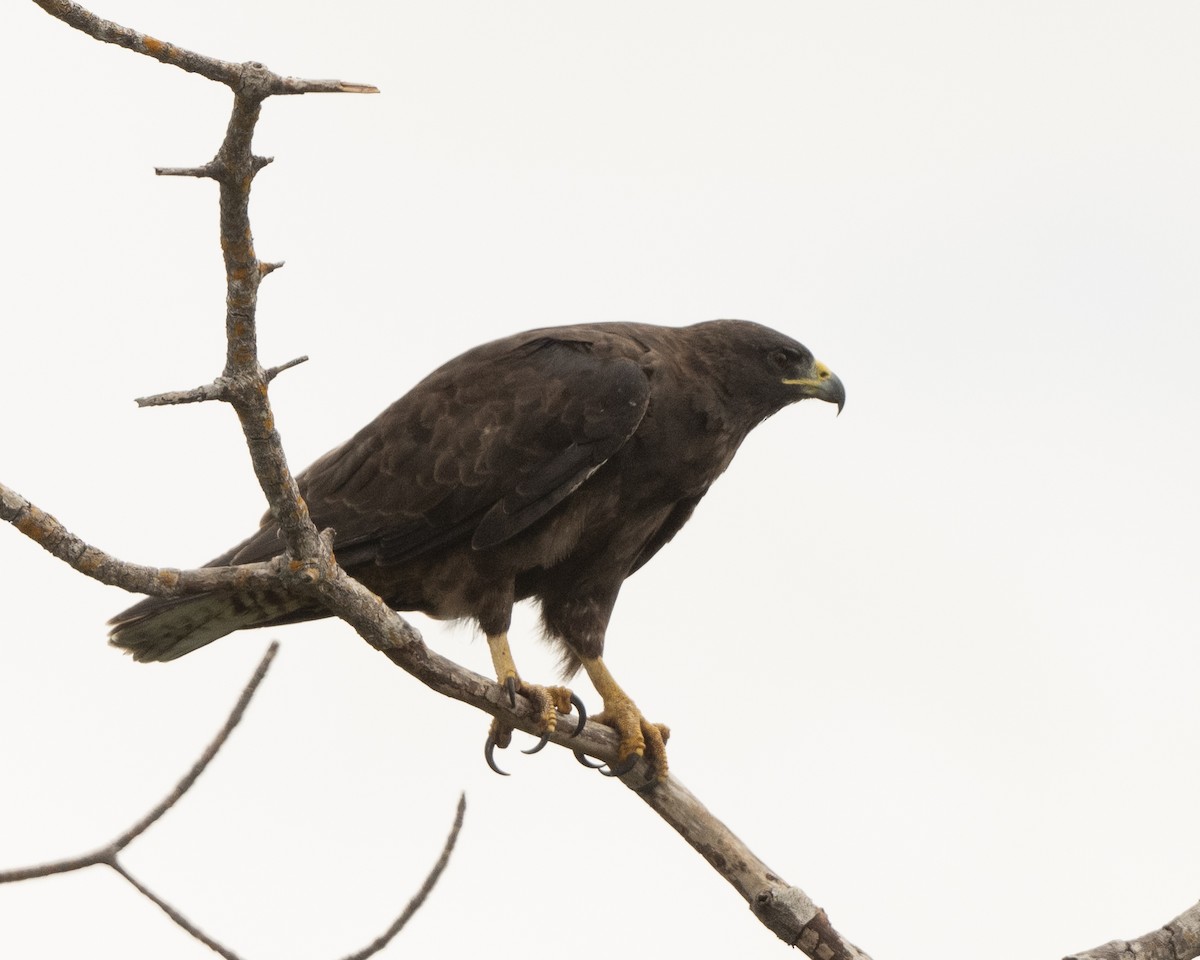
[3,2,1200,958]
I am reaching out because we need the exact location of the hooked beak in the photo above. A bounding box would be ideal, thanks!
[783,360,845,414]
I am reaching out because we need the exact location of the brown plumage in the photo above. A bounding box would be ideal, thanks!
[109,319,844,775]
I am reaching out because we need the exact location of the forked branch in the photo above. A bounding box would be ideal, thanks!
[0,644,277,886]
[0,644,467,960]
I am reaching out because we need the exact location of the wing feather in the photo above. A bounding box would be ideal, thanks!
[226,330,652,570]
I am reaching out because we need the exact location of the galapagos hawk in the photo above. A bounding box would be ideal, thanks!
[109,320,845,779]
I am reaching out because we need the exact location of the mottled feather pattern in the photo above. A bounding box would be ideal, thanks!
[109,320,844,665]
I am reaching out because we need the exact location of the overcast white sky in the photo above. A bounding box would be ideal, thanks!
[4,2,1200,958]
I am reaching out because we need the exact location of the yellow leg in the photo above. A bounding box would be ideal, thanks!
[487,632,519,692]
[581,655,670,781]
[484,633,575,764]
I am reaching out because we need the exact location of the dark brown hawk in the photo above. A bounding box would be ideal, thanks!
[109,320,845,779]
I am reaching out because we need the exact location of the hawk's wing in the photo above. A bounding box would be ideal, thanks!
[220,332,651,569]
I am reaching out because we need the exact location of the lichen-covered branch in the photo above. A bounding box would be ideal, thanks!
[33,0,371,572]
[0,481,282,598]
[31,0,378,95]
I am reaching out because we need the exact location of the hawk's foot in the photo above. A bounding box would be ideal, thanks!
[484,680,587,776]
[590,700,670,780]
[576,655,670,781]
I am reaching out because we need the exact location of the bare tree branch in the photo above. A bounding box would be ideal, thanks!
[264,354,307,379]
[10,2,872,957]
[134,380,231,407]
[1067,900,1200,960]
[107,858,243,960]
[133,357,309,407]
[0,481,284,598]
[31,0,378,95]
[342,794,468,960]
[0,648,278,958]
[635,777,868,958]
[133,355,307,407]
[0,642,467,960]
[0,643,277,885]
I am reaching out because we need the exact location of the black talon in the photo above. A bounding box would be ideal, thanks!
[504,676,517,708]
[568,692,587,737]
[484,734,510,776]
[574,750,605,769]
[522,734,550,755]
[518,692,584,757]
[599,753,639,778]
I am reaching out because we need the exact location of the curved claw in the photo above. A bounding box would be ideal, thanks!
[524,692,587,755]
[504,676,517,708]
[522,734,550,755]
[568,692,587,737]
[574,750,606,769]
[484,734,510,776]
[598,753,639,778]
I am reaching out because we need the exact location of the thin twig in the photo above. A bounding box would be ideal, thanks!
[109,643,279,851]
[31,0,377,95]
[265,354,307,380]
[134,355,305,406]
[1,641,469,960]
[342,794,468,960]
[155,163,219,179]
[108,859,244,960]
[135,379,232,407]
[0,643,278,884]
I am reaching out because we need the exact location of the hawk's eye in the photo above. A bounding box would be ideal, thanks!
[768,349,791,371]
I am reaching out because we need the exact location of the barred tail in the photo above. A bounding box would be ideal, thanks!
[108,587,307,663]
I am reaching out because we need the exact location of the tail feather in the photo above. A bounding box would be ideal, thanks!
[108,587,308,662]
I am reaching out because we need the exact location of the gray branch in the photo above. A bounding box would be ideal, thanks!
[1067,900,1200,960]
[0,481,283,598]
[31,0,378,95]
